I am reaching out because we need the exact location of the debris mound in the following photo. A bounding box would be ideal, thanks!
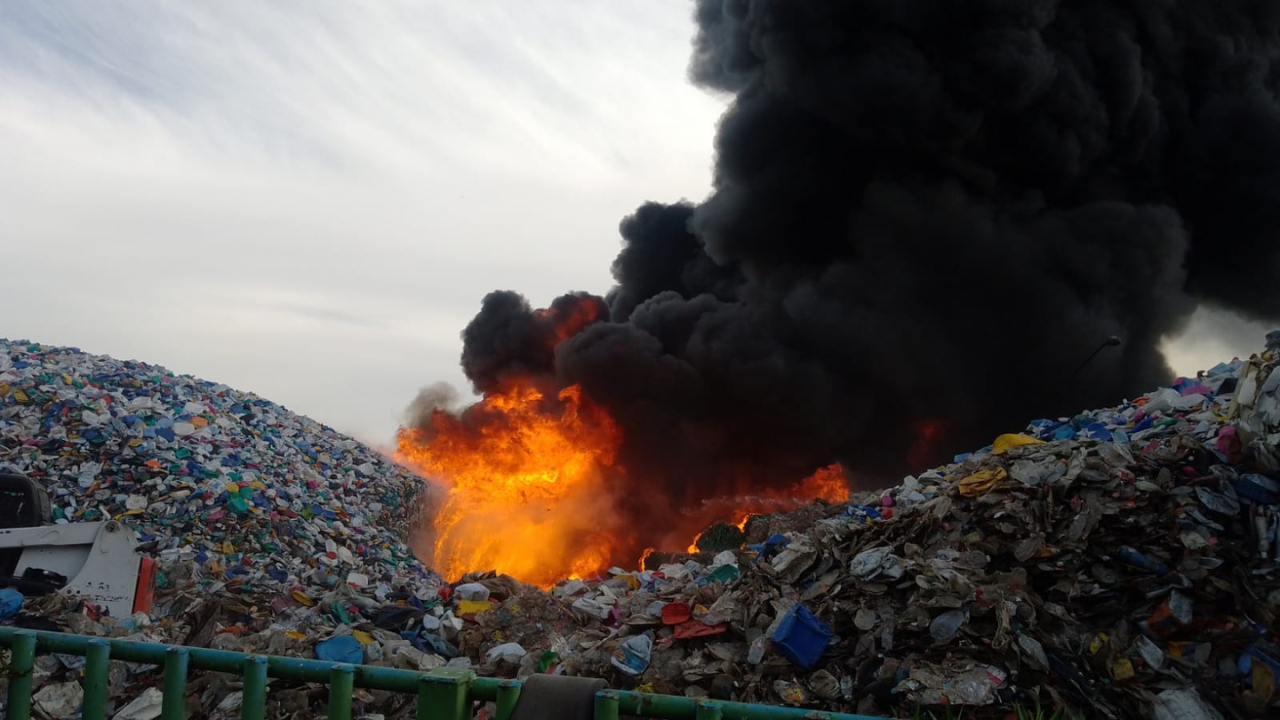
[0,339,433,589]
[4,335,1280,719]
[441,335,1280,719]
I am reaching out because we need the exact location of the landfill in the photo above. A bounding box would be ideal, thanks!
[3,335,1280,719]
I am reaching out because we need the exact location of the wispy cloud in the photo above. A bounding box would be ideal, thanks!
[0,1,726,442]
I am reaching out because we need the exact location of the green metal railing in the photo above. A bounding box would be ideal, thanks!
[0,627,886,720]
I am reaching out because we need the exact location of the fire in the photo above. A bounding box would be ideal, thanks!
[682,464,848,554]
[394,293,853,587]
[685,513,755,553]
[399,381,851,583]
[396,383,623,588]
[534,300,602,344]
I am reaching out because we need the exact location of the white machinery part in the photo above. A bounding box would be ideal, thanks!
[0,520,143,618]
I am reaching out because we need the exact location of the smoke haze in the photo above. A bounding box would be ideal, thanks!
[418,0,1280,501]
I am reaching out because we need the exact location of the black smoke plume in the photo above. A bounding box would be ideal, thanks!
[419,1,1280,502]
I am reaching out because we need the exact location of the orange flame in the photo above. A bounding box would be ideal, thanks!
[396,383,623,588]
[394,294,854,586]
[682,465,846,553]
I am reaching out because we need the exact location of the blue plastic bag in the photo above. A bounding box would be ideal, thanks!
[421,632,459,659]
[1237,474,1280,505]
[315,635,363,664]
[609,633,653,676]
[0,588,24,619]
[1052,425,1078,440]
[771,605,833,669]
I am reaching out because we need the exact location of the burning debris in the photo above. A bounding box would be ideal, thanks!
[400,1,1280,586]
[394,376,848,587]
[396,383,622,587]
[429,339,1280,719]
[6,336,1280,718]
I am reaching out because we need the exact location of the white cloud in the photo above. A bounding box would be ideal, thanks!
[0,0,726,442]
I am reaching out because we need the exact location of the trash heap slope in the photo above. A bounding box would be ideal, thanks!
[5,335,1280,720]
[0,338,437,597]
[436,338,1280,720]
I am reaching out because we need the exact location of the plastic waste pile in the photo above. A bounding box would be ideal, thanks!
[422,335,1280,719]
[0,339,452,716]
[0,339,431,578]
[4,334,1280,719]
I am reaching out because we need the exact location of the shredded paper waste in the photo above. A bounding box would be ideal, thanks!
[3,336,1280,719]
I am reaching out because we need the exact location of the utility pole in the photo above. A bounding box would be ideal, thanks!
[1072,335,1122,378]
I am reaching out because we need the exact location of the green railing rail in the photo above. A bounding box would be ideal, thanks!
[0,627,887,720]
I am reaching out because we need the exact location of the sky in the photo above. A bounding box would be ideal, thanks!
[0,1,1272,447]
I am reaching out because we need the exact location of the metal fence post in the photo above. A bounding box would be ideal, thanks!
[6,630,37,720]
[162,646,189,720]
[241,655,269,720]
[329,663,355,720]
[82,638,111,720]
[495,679,521,720]
[417,668,474,720]
[595,690,620,720]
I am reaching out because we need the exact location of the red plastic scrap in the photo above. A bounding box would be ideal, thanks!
[661,602,692,625]
[673,620,728,640]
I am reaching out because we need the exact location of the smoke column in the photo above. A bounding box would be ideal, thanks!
[414,1,1280,508]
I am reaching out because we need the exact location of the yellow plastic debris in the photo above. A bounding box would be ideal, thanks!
[458,599,490,615]
[1088,633,1108,655]
[775,684,808,704]
[291,591,317,607]
[957,468,1007,497]
[285,631,307,640]
[1111,657,1135,681]
[993,433,1046,455]
[1254,660,1276,703]
[353,631,375,646]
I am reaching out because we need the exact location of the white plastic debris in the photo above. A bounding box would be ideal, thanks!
[454,583,491,602]
[113,687,165,720]
[571,596,611,621]
[849,547,905,580]
[33,681,83,718]
[1151,688,1226,720]
[485,642,528,664]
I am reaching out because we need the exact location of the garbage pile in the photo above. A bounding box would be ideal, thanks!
[4,334,1280,719]
[0,339,457,715]
[0,338,432,582]
[430,335,1280,719]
